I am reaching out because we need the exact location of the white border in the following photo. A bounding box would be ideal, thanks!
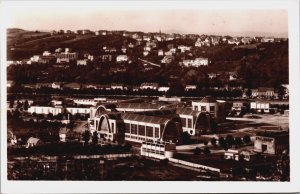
[1,0,299,193]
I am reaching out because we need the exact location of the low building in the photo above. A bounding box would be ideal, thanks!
[261,37,275,43]
[140,83,159,90]
[224,149,240,161]
[185,85,197,91]
[73,98,97,106]
[158,50,164,56]
[116,55,128,62]
[66,106,90,115]
[26,137,43,148]
[28,106,63,115]
[158,86,170,93]
[158,96,181,102]
[63,83,81,90]
[111,83,125,90]
[178,45,191,53]
[254,131,289,155]
[77,59,88,66]
[250,101,277,113]
[251,87,278,99]
[141,141,177,159]
[55,48,78,62]
[231,101,247,115]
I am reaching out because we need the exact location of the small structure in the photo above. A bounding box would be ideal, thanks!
[254,130,289,155]
[141,141,177,159]
[116,55,128,62]
[26,137,43,148]
[224,149,240,161]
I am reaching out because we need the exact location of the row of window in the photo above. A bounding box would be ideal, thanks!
[142,148,164,155]
[124,123,160,138]
[194,106,215,112]
[181,117,193,128]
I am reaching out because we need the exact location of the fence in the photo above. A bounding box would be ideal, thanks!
[168,158,220,173]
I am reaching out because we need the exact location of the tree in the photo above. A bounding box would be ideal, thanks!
[82,130,90,146]
[181,131,191,144]
[92,131,99,145]
[235,137,243,146]
[47,113,53,120]
[211,137,217,146]
[9,99,14,108]
[194,147,201,155]
[23,100,29,110]
[16,100,22,109]
[203,141,208,146]
[245,88,252,98]
[226,135,235,146]
[243,135,251,144]
[203,147,210,155]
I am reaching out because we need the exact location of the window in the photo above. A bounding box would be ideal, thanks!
[155,127,160,138]
[201,106,206,111]
[194,106,198,111]
[138,125,145,136]
[125,123,130,133]
[210,106,215,112]
[187,118,192,128]
[111,122,115,132]
[131,124,137,134]
[146,126,153,137]
[181,117,186,127]
[96,120,99,130]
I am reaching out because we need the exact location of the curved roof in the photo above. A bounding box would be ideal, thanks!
[121,113,171,125]
[176,108,201,117]
[116,103,165,110]
[136,109,176,116]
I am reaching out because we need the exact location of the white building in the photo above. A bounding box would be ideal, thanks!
[28,106,63,116]
[77,59,88,66]
[158,86,170,92]
[116,55,128,62]
[250,101,276,113]
[178,45,191,53]
[140,83,159,90]
[185,85,197,91]
[158,50,164,56]
[66,107,90,115]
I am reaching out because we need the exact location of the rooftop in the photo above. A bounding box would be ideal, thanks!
[121,113,171,125]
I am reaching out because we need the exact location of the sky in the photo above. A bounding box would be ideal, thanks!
[4,3,288,37]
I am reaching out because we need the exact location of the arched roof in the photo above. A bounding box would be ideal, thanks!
[121,113,171,125]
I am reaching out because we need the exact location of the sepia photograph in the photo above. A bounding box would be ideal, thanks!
[1,0,299,193]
